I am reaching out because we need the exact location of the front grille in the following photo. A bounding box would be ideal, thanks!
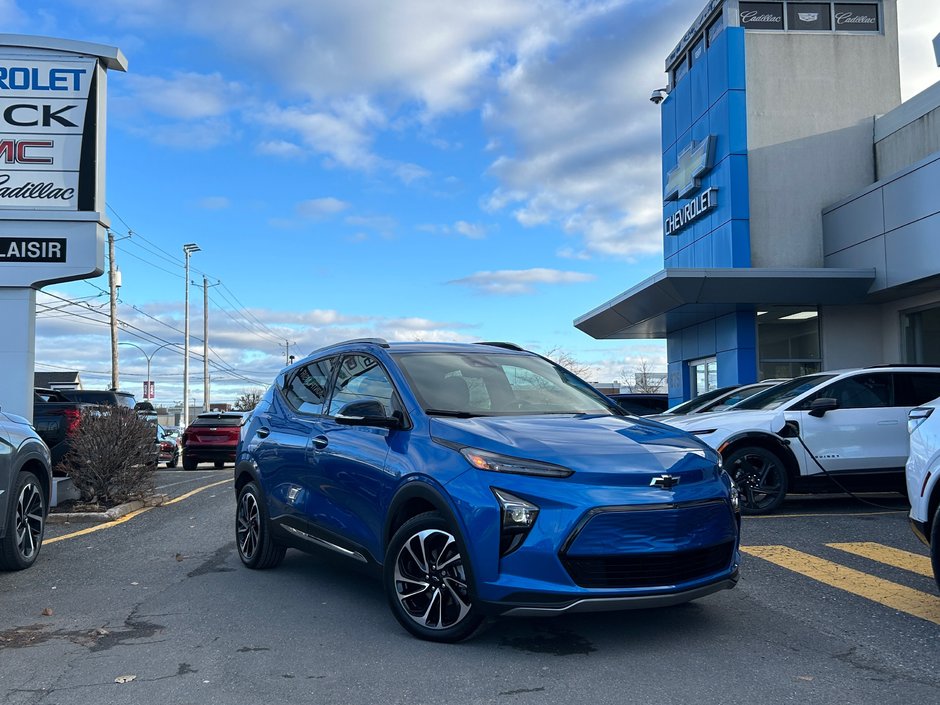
[562,541,735,589]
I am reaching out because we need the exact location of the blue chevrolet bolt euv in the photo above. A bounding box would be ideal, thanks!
[235,339,740,641]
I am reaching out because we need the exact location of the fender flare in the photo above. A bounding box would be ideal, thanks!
[718,431,800,479]
[233,460,261,494]
[383,477,465,549]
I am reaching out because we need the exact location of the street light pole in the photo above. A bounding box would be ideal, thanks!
[117,341,178,400]
[182,243,200,429]
[203,275,209,412]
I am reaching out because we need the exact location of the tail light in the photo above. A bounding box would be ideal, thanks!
[63,408,81,435]
[159,441,172,452]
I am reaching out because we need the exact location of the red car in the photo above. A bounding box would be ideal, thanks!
[181,412,245,470]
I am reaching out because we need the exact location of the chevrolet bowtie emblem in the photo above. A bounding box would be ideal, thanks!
[650,474,681,490]
[664,135,716,202]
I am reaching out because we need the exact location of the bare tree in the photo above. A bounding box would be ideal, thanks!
[620,358,665,393]
[62,406,156,506]
[234,388,265,411]
[543,347,595,379]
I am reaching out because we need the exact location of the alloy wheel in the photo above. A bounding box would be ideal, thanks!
[393,528,472,630]
[237,491,261,561]
[730,448,786,513]
[15,481,44,560]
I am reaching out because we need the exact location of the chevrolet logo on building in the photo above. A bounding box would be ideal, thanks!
[664,135,716,202]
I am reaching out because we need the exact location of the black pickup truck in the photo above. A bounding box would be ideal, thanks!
[32,388,90,471]
[32,388,138,472]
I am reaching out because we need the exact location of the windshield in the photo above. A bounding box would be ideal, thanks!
[662,386,739,415]
[731,374,837,411]
[393,351,620,416]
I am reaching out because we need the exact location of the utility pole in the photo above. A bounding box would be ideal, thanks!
[281,339,297,366]
[182,243,200,429]
[203,276,209,412]
[108,229,119,390]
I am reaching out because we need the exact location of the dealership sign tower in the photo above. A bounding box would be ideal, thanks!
[0,36,126,419]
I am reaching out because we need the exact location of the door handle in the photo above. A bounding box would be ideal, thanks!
[256,427,270,438]
[877,420,898,425]
[311,435,329,450]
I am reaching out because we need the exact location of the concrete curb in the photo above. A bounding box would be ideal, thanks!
[47,494,169,525]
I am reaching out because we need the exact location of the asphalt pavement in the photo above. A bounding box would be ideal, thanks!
[1,475,937,705]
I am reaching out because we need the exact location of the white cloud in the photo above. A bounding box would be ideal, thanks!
[195,196,230,210]
[454,220,487,239]
[119,72,244,120]
[449,267,595,295]
[297,197,351,218]
[256,140,306,158]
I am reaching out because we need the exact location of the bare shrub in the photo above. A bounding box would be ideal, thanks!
[62,405,157,506]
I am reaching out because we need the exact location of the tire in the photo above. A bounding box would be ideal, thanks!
[930,504,940,592]
[384,511,484,642]
[214,460,225,469]
[236,481,285,569]
[182,453,198,471]
[166,452,179,469]
[725,445,789,515]
[0,471,46,571]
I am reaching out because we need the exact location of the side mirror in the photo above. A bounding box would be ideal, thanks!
[335,400,402,429]
[808,397,838,418]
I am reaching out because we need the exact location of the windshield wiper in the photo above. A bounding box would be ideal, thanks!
[424,408,483,418]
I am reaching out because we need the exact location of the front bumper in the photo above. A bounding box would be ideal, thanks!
[446,465,741,612]
[489,572,739,616]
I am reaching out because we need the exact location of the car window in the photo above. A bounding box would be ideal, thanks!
[734,374,837,411]
[893,372,940,407]
[191,415,243,427]
[284,357,335,415]
[394,351,617,416]
[327,354,398,417]
[797,373,892,410]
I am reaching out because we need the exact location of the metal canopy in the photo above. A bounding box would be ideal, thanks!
[0,34,128,71]
[574,267,876,340]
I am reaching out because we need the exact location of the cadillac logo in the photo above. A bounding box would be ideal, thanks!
[650,474,681,490]
[797,12,819,22]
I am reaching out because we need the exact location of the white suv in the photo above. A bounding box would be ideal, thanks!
[664,367,940,514]
[906,398,940,590]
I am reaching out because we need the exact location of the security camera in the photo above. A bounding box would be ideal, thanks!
[649,88,668,105]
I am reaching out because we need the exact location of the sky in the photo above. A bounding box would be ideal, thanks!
[5,0,940,407]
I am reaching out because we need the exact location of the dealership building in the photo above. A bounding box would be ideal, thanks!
[575,0,940,404]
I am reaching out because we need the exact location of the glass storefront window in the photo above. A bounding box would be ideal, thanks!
[902,306,940,364]
[690,357,718,396]
[758,306,821,380]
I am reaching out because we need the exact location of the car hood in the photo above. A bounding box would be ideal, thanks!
[664,408,786,435]
[429,414,720,482]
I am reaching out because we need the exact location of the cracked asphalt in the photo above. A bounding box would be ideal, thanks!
[1,473,938,705]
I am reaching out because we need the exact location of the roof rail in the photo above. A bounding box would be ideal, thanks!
[477,341,526,352]
[864,363,940,368]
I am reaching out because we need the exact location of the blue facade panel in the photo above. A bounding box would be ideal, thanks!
[660,25,755,401]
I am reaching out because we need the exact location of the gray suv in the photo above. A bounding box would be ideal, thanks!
[1,409,52,570]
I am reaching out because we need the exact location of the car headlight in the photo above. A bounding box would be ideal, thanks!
[491,488,539,556]
[459,447,573,478]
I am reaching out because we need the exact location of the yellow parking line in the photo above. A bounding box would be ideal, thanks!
[827,542,933,578]
[44,506,153,544]
[741,545,940,625]
[163,478,230,505]
[45,478,231,545]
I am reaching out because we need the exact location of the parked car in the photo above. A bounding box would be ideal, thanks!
[61,389,136,408]
[607,393,668,415]
[32,388,92,471]
[181,412,245,470]
[665,366,940,515]
[235,339,740,642]
[155,424,180,468]
[647,380,788,422]
[0,409,52,570]
[906,398,940,591]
